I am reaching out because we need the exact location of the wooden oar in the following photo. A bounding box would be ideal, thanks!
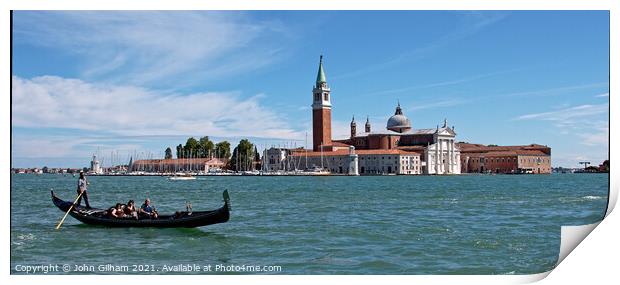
[55,191,84,230]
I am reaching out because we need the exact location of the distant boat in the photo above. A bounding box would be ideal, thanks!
[242,170,261,176]
[305,167,330,176]
[168,173,196,180]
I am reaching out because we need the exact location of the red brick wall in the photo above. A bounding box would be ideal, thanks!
[462,155,516,173]
[461,155,551,174]
[313,108,332,151]
[389,136,399,149]
[517,155,552,174]
[483,156,519,173]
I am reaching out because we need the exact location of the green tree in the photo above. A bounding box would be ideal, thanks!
[254,146,260,161]
[198,136,215,158]
[164,147,173,159]
[230,139,255,171]
[215,141,231,160]
[254,146,261,170]
[183,137,200,157]
[176,144,184,158]
[602,160,610,172]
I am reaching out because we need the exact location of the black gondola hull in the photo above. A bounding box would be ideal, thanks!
[51,191,230,228]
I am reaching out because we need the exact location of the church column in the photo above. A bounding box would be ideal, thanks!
[452,140,456,173]
[452,139,456,173]
[445,139,449,174]
[437,139,441,174]
[435,140,439,174]
[446,139,450,174]
[447,139,451,173]
[449,139,453,173]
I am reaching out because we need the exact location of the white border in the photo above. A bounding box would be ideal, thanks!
[1,1,617,285]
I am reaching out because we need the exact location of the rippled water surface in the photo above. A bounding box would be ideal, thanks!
[10,173,608,274]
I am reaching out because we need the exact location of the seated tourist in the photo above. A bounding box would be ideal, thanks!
[110,203,126,218]
[124,200,138,220]
[139,198,158,218]
[106,206,116,218]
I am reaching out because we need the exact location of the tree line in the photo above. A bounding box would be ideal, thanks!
[163,137,261,171]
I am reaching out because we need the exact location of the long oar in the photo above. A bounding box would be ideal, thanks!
[55,191,84,230]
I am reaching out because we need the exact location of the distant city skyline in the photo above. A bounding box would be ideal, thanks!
[11,11,609,168]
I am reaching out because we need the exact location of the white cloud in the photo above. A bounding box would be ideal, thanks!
[12,76,304,140]
[331,120,355,140]
[11,136,84,159]
[410,98,468,111]
[361,69,518,98]
[595,92,609,98]
[579,128,609,146]
[514,104,609,149]
[514,104,608,121]
[13,11,289,87]
[500,82,608,98]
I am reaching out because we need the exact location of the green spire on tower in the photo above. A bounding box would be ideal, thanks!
[316,55,327,84]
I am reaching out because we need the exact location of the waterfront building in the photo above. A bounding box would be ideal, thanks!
[263,147,294,172]
[263,55,549,175]
[90,155,102,174]
[458,143,552,174]
[130,158,226,173]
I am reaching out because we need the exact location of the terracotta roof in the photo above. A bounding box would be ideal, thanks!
[458,143,550,153]
[357,149,420,155]
[133,158,226,165]
[331,141,352,147]
[462,151,518,157]
[462,150,548,157]
[515,150,549,156]
[397,145,426,151]
[290,149,420,157]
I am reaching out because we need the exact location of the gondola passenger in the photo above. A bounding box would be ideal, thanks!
[110,203,126,218]
[139,198,158,218]
[124,200,138,220]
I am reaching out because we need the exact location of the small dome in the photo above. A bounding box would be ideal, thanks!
[386,103,411,133]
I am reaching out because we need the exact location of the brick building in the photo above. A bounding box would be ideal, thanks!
[458,143,551,174]
[264,55,551,175]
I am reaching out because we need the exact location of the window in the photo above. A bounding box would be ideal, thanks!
[314,94,320,101]
[324,93,329,101]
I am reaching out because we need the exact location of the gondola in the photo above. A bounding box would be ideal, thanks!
[51,190,230,228]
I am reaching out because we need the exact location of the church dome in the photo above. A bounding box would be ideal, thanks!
[386,103,411,133]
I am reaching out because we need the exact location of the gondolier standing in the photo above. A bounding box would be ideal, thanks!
[76,171,91,209]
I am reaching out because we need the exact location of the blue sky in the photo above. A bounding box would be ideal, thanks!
[11,11,609,168]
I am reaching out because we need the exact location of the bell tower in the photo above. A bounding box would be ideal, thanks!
[312,55,332,151]
[350,116,356,139]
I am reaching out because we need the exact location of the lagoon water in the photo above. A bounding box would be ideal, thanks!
[10,173,608,274]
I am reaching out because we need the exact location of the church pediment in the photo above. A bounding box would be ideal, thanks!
[437,127,456,136]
